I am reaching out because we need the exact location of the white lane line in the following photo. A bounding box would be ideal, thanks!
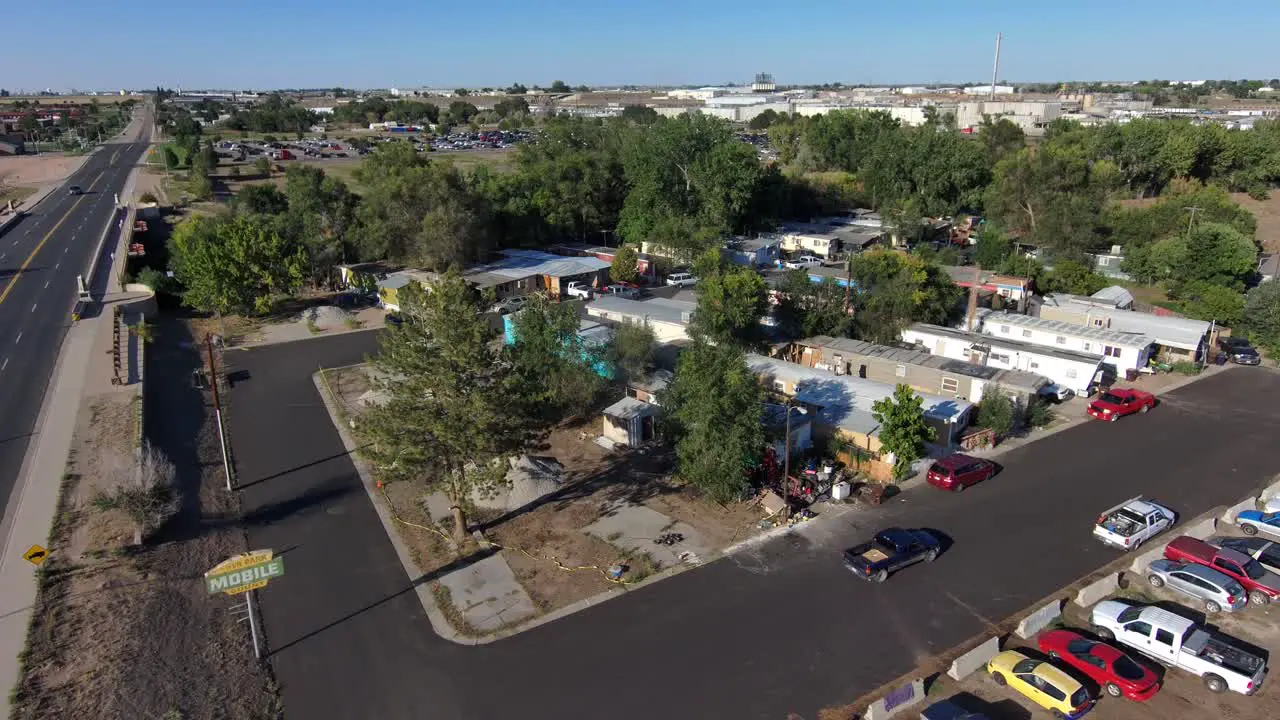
[44,280,50,289]
[15,332,21,344]
[0,253,5,260]
[30,303,37,312]
[55,262,60,269]
[1,358,7,371]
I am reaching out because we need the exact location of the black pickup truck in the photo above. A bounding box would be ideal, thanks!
[843,527,941,583]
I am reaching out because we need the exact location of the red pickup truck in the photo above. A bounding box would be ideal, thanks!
[1087,388,1156,422]
[1164,536,1280,606]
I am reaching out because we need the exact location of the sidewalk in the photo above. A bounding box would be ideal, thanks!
[0,128,147,718]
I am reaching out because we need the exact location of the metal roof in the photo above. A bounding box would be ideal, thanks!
[461,249,610,285]
[798,335,1046,392]
[906,323,1107,366]
[977,310,1154,348]
[603,396,659,420]
[585,296,695,327]
[1039,295,1209,351]
[1090,286,1135,307]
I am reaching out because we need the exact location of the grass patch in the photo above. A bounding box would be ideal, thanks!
[0,184,37,208]
[431,582,485,637]
[343,316,363,330]
[1170,360,1202,375]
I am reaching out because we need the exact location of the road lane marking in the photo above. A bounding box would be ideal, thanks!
[30,303,37,312]
[44,281,49,289]
[1,358,7,371]
[15,332,21,344]
[0,194,89,307]
[54,262,60,269]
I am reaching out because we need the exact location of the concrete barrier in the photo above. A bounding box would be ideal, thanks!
[1222,499,1258,525]
[1015,599,1064,640]
[864,677,924,720]
[1182,516,1217,540]
[1074,573,1119,608]
[1130,544,1166,576]
[947,636,1000,681]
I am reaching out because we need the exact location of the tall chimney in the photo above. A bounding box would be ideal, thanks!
[966,264,982,332]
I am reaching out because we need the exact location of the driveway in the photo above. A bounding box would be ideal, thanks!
[222,336,1280,720]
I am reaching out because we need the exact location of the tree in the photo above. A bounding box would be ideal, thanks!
[774,270,852,339]
[608,320,656,381]
[847,251,962,343]
[1243,281,1280,354]
[978,116,1025,163]
[548,80,571,93]
[1175,222,1258,292]
[747,109,782,131]
[975,385,1016,437]
[690,267,767,347]
[506,295,604,420]
[168,215,306,315]
[972,228,1013,270]
[619,105,659,125]
[1180,281,1245,326]
[254,156,272,177]
[160,145,179,170]
[1044,260,1108,296]
[283,165,358,285]
[506,83,528,95]
[454,88,471,97]
[186,151,213,200]
[610,244,639,284]
[359,273,519,540]
[871,384,935,480]
[658,341,763,504]
[234,183,288,215]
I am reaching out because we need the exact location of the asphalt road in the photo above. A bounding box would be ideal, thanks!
[222,337,1280,720]
[0,122,151,527]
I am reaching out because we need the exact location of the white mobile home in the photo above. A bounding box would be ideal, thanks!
[973,310,1153,375]
[901,323,1107,396]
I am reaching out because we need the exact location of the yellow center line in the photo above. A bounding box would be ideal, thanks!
[0,196,90,307]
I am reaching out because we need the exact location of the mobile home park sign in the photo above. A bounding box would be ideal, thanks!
[205,550,285,596]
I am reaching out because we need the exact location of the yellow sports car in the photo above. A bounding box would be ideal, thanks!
[987,649,1095,718]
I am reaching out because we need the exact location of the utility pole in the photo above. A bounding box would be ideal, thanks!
[990,32,1003,99]
[1183,206,1203,236]
[781,401,793,522]
[206,334,234,491]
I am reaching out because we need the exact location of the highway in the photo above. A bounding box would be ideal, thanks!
[220,334,1280,720]
[0,119,151,522]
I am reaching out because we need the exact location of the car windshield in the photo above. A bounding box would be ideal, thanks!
[1111,654,1146,681]
[1242,559,1268,580]
[1100,392,1125,404]
[1116,606,1143,623]
[1070,688,1090,709]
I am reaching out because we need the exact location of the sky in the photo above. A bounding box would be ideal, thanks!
[6,0,1279,91]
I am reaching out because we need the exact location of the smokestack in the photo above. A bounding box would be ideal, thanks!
[966,264,982,333]
[991,32,1002,99]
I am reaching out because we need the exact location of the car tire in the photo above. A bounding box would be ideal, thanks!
[992,672,1007,686]
[1052,710,1066,719]
[953,482,965,493]
[1148,574,1165,588]
[1204,674,1227,693]
[924,549,939,563]
[1109,414,1118,422]
[1093,626,1116,641]
[1047,650,1060,660]
[873,570,888,583]
[1131,537,1143,551]
[1105,682,1123,698]
[1205,599,1222,613]
[1241,523,1258,536]
[1249,589,1270,606]
[1140,404,1150,413]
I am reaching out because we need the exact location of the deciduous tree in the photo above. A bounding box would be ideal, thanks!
[607,320,656,382]
[610,244,639,284]
[690,267,767,347]
[847,251,961,343]
[169,215,306,315]
[871,384,935,480]
[1243,281,1280,353]
[658,341,763,504]
[506,295,604,421]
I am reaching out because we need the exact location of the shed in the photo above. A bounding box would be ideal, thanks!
[601,397,660,447]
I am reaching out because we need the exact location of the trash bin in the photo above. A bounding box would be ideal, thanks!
[831,481,852,502]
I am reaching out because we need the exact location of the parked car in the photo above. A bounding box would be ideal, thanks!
[1209,536,1280,574]
[562,281,594,300]
[1037,629,1161,701]
[665,272,698,287]
[1218,337,1261,365]
[919,699,991,720]
[841,528,940,583]
[1092,496,1175,550]
[68,185,82,195]
[489,295,529,315]
[1145,559,1248,613]
[985,650,1095,718]
[1267,496,1280,514]
[1235,510,1280,539]
[1038,383,1074,403]
[1087,388,1156,422]
[783,255,823,269]
[1090,600,1267,694]
[603,284,641,299]
[1164,535,1280,606]
[925,454,996,492]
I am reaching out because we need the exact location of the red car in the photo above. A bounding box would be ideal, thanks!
[1164,535,1280,606]
[1038,629,1161,701]
[925,454,996,492]
[1087,388,1156,422]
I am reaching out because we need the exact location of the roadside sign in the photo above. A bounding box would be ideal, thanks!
[23,545,49,566]
[205,550,284,596]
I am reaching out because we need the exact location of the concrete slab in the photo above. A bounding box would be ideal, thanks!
[864,677,925,720]
[584,502,711,568]
[437,554,537,633]
[1130,544,1166,576]
[1074,573,1119,608]
[1183,516,1217,539]
[947,636,1000,681]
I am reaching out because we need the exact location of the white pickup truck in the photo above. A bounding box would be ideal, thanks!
[1092,496,1175,550]
[1091,600,1267,695]
[563,281,594,300]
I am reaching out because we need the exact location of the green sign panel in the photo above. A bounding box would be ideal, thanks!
[205,556,285,596]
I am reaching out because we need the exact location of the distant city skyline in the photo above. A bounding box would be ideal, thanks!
[8,0,1279,91]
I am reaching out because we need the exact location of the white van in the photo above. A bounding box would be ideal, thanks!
[665,272,697,287]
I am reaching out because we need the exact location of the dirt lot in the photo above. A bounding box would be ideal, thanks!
[11,319,279,720]
[321,363,767,625]
[0,153,86,201]
[1228,191,1280,252]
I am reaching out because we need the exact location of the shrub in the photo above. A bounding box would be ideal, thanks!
[1025,395,1055,428]
[91,442,178,544]
[1170,361,1202,375]
[138,191,159,205]
[135,267,169,293]
[975,385,1016,437]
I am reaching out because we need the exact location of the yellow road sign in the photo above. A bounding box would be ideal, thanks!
[224,579,269,596]
[206,550,273,576]
[23,545,49,566]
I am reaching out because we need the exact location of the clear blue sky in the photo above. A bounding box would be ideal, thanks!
[9,0,1279,91]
